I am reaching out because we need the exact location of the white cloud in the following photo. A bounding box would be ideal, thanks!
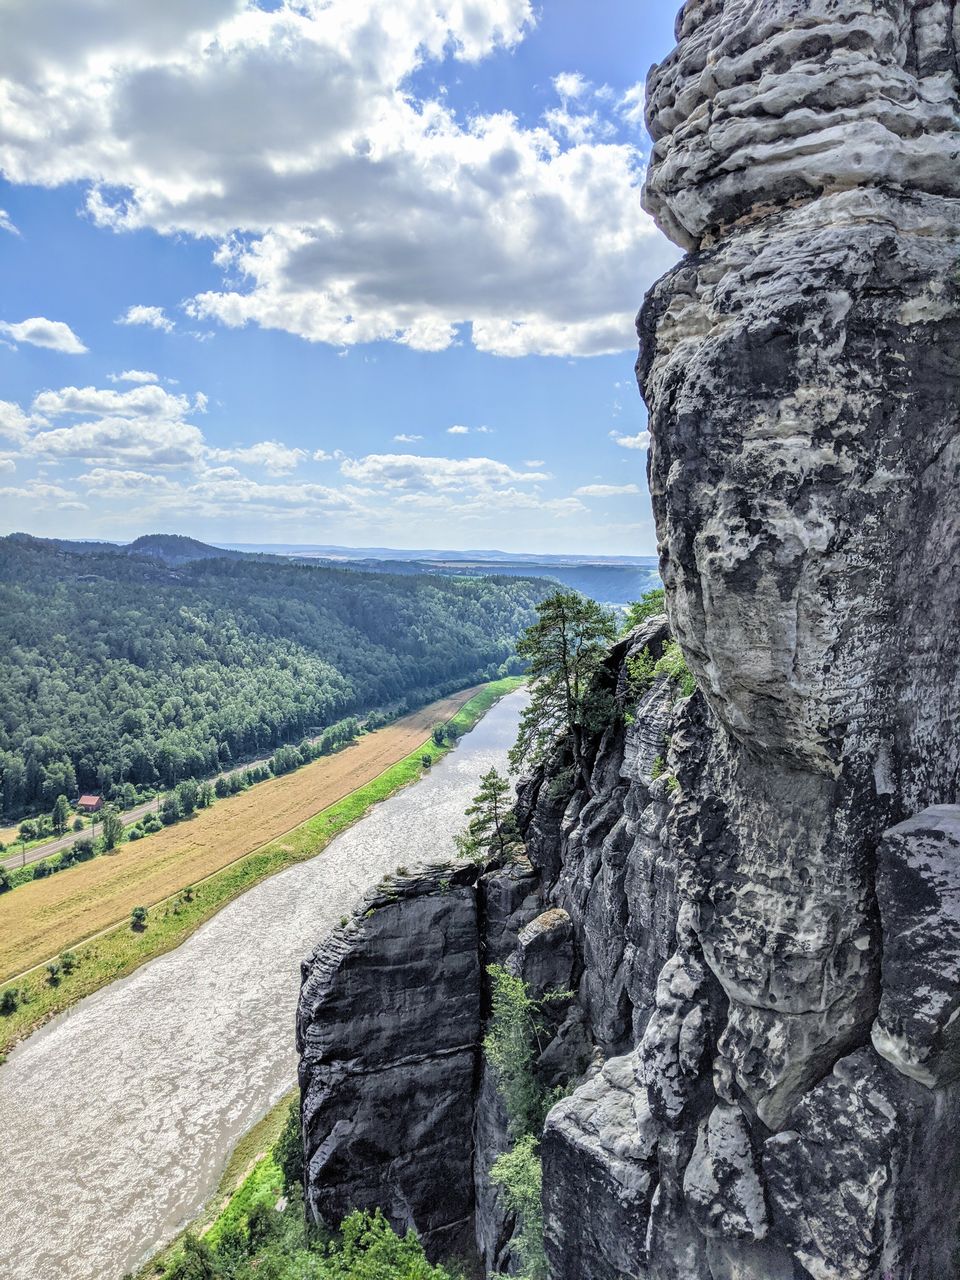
[0,209,20,236]
[108,369,159,384]
[0,400,33,444]
[524,458,544,467]
[32,383,192,420]
[116,305,174,333]
[447,425,469,435]
[0,316,87,353]
[574,482,640,496]
[339,452,548,493]
[0,1,674,358]
[610,429,651,450]
[619,82,646,130]
[211,440,307,475]
[552,71,588,100]
[16,381,313,479]
[0,454,15,473]
[27,383,207,467]
[393,433,423,443]
[0,480,73,501]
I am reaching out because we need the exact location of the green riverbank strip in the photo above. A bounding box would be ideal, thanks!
[0,676,524,1058]
[136,1087,298,1279]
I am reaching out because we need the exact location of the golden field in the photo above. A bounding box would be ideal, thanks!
[0,686,482,982]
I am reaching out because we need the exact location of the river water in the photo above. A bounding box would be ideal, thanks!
[0,688,527,1280]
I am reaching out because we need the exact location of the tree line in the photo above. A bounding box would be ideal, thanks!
[0,538,545,819]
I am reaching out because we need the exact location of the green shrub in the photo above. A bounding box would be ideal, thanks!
[0,988,20,1016]
[160,794,182,826]
[625,647,657,700]
[273,1100,304,1194]
[653,641,696,698]
[490,1135,547,1280]
[484,966,570,1140]
[650,755,664,780]
[622,587,665,632]
[130,905,148,930]
[60,950,78,975]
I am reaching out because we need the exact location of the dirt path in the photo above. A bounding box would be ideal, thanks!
[0,686,481,981]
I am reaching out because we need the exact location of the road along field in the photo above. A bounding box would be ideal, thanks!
[0,682,500,984]
[0,679,523,1054]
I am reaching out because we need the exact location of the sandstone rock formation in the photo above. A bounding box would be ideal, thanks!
[623,0,960,1273]
[296,864,484,1258]
[298,5,960,1277]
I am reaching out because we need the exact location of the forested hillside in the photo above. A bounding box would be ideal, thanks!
[0,537,545,818]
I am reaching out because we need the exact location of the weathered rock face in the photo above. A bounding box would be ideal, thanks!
[612,1,960,1276]
[297,864,483,1258]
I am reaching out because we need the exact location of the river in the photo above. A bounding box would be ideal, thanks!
[0,688,527,1280]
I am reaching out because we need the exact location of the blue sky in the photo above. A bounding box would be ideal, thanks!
[0,1,680,554]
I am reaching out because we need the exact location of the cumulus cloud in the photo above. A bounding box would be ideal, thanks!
[0,400,33,443]
[0,0,674,358]
[610,429,651,450]
[619,82,646,130]
[0,454,15,473]
[26,383,209,467]
[116,305,174,332]
[393,433,423,443]
[339,452,548,493]
[0,480,73,501]
[552,71,588,100]
[22,381,311,477]
[0,316,87,353]
[108,369,159,384]
[210,440,307,475]
[574,482,640,496]
[447,425,469,435]
[0,209,20,235]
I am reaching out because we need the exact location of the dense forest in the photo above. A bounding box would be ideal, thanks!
[0,536,547,819]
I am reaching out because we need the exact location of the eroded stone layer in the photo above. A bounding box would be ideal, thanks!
[643,0,960,249]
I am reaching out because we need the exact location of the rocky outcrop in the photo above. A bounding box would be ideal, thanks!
[297,864,483,1258]
[612,1,960,1275]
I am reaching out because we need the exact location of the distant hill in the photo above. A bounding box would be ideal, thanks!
[9,532,661,601]
[8,531,248,567]
[222,541,662,605]
[125,534,247,566]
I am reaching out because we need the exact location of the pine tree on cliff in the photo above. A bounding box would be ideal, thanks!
[510,589,615,795]
[456,766,518,861]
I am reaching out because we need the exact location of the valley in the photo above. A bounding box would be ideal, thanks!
[0,685,528,1280]
[0,680,520,1051]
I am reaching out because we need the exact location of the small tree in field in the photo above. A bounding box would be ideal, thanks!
[130,905,148,930]
[510,590,615,795]
[456,767,518,862]
[52,794,71,836]
[100,806,124,850]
